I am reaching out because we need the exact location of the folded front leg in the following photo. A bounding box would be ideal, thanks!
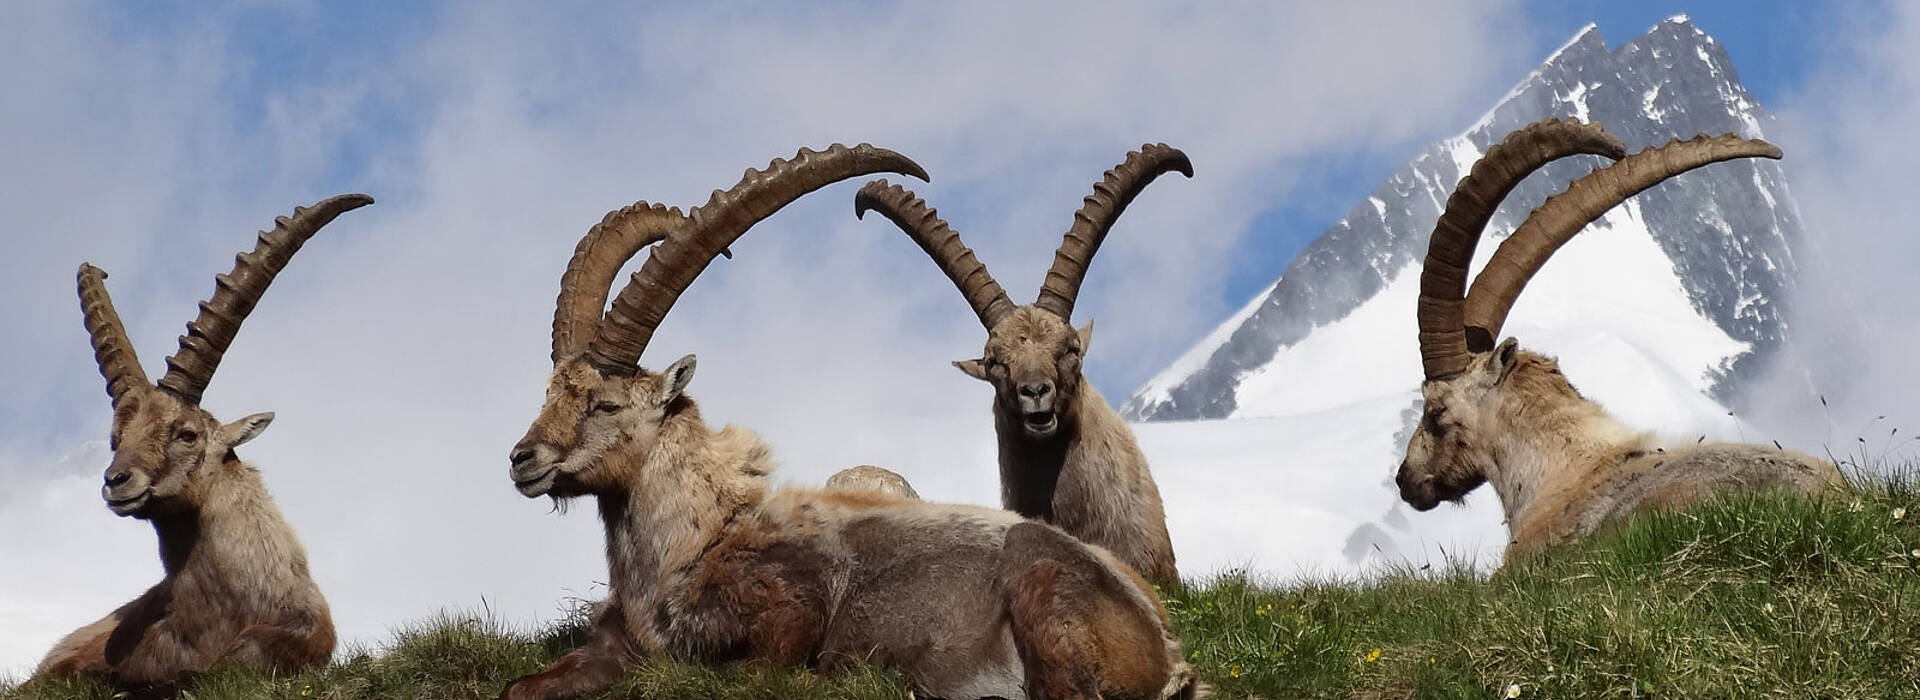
[500,601,644,700]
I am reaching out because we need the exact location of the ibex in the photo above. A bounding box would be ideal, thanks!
[851,144,1189,584]
[503,144,1199,700]
[1399,119,1844,555]
[31,195,370,695]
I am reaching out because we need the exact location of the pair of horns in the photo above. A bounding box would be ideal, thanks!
[80,194,375,407]
[854,144,1192,328]
[1417,119,1781,380]
[553,144,928,375]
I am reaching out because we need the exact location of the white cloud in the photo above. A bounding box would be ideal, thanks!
[1753,3,1920,457]
[0,0,1531,677]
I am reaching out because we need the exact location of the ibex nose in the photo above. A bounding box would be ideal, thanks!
[510,446,536,467]
[105,472,130,488]
[1018,382,1051,399]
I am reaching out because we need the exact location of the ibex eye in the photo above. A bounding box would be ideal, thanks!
[592,402,622,415]
[176,429,199,444]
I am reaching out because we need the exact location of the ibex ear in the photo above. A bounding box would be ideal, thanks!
[1490,338,1522,384]
[658,354,697,405]
[220,412,275,447]
[953,359,989,382]
[1076,320,1094,352]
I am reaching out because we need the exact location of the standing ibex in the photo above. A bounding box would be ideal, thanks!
[852,145,1188,584]
[1399,119,1844,555]
[503,144,1199,700]
[31,195,370,695]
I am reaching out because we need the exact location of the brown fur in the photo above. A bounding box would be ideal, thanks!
[824,465,920,500]
[1397,339,1845,556]
[956,307,1179,585]
[29,385,332,695]
[502,355,1199,699]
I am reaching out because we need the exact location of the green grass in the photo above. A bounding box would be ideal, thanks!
[8,475,1920,699]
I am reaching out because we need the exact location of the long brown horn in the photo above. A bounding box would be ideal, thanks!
[1033,143,1193,320]
[586,144,928,374]
[77,265,150,408]
[854,179,1015,328]
[552,201,687,363]
[1418,119,1626,380]
[157,194,374,404]
[1463,133,1782,346]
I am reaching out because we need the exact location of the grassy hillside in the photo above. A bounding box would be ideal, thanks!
[7,474,1918,699]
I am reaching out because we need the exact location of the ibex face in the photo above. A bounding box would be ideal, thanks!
[101,385,272,518]
[956,308,1091,440]
[1396,340,1529,511]
[509,355,696,499]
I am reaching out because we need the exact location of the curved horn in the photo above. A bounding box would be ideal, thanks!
[1418,119,1626,380]
[1463,133,1782,345]
[1034,143,1193,320]
[552,201,687,363]
[77,265,150,408]
[855,179,1015,328]
[586,144,928,374]
[157,194,374,404]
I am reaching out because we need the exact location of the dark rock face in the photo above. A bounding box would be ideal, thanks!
[1124,18,1805,421]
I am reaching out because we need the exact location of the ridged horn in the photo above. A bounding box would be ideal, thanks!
[552,201,687,363]
[855,179,1015,328]
[77,264,150,408]
[157,194,374,404]
[1418,119,1626,380]
[1462,133,1782,346]
[586,144,928,374]
[1034,143,1193,320]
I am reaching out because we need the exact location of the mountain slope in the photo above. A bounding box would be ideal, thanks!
[1125,16,1806,422]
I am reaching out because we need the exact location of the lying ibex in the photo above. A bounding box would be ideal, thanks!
[1399,119,1844,555]
[852,145,1189,584]
[32,195,370,694]
[504,144,1199,700]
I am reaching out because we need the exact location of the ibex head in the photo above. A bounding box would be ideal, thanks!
[80,195,373,518]
[856,145,1191,440]
[510,144,927,498]
[1398,119,1781,510]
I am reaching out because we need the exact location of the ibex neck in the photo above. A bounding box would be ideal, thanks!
[1485,400,1650,526]
[155,458,304,581]
[602,415,771,599]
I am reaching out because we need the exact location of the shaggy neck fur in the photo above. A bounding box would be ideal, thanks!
[1479,354,1654,530]
[151,456,312,597]
[992,381,1179,584]
[991,386,1085,516]
[598,402,772,620]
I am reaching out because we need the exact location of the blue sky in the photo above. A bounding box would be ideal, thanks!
[8,2,1920,673]
[48,1,1859,392]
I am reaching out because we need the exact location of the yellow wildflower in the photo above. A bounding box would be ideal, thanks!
[1365,648,1382,663]
[1228,664,1243,678]
[1895,507,1908,521]
[1506,683,1523,698]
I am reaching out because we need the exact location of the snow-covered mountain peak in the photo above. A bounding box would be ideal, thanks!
[1124,19,1803,425]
